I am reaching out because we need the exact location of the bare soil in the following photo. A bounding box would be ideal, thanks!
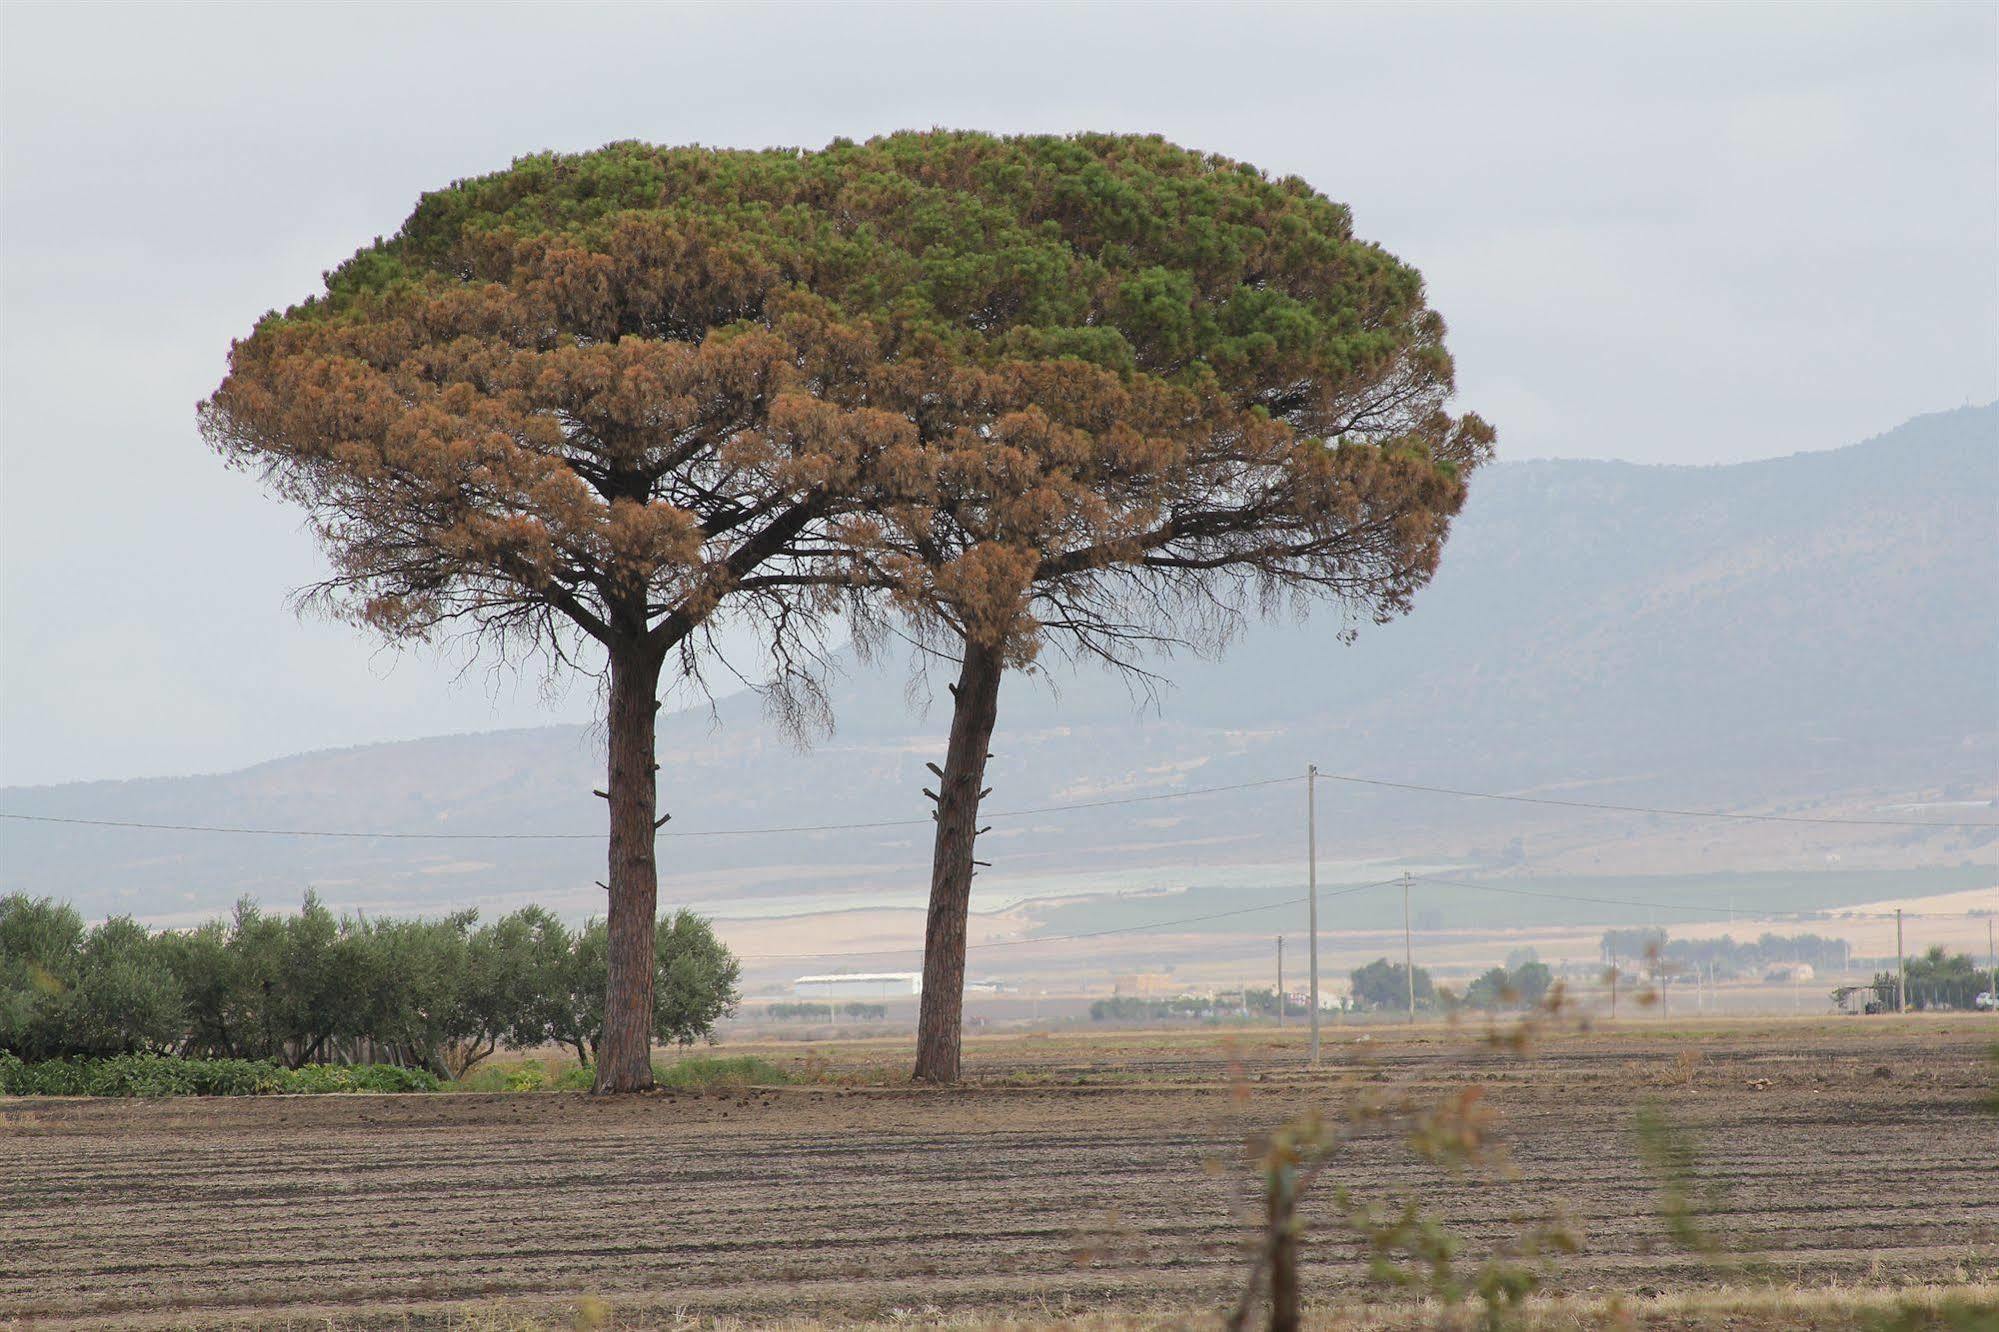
[2,1019,1994,1329]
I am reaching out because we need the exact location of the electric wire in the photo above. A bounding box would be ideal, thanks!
[735,876,1399,962]
[4,769,1990,838]
[0,775,1303,840]
[1410,874,1981,922]
[1313,771,1995,828]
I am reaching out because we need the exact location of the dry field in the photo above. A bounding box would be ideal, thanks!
[2,1018,1995,1330]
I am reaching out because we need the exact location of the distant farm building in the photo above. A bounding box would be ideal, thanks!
[793,972,922,1000]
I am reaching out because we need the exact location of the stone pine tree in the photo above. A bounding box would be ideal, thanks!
[775,136,1493,1082]
[201,139,951,1091]
[202,131,1487,1089]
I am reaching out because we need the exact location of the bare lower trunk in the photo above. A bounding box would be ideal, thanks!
[595,644,664,1093]
[913,640,1004,1084]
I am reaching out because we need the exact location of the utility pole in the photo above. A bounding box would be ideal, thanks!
[1402,871,1416,1024]
[1897,909,1906,1015]
[1307,765,1320,1065]
[1277,935,1285,1030]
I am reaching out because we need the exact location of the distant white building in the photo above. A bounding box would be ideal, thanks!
[793,972,922,999]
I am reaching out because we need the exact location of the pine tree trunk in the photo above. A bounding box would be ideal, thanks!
[913,640,1004,1084]
[595,643,664,1093]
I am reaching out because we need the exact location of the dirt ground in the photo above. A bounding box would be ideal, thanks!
[2,1018,1994,1330]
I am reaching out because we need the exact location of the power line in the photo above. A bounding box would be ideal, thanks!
[1313,771,1996,829]
[737,876,1398,962]
[979,774,1304,819]
[0,812,597,840]
[735,868,1983,960]
[1411,875,1980,922]
[3,768,1991,840]
[0,775,1303,842]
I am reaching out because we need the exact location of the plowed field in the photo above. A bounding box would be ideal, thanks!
[3,1020,1994,1328]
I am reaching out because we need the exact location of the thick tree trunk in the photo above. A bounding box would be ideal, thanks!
[595,643,665,1093]
[913,640,1004,1084]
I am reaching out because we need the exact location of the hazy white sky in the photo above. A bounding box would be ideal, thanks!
[1,1,1994,788]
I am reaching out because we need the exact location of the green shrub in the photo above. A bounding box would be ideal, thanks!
[0,1053,435,1097]
[0,1053,279,1096]
[503,1062,547,1092]
[451,1063,512,1093]
[551,1063,596,1091]
[450,1058,594,1092]
[653,1055,791,1089]
[275,1063,439,1093]
[445,1055,785,1093]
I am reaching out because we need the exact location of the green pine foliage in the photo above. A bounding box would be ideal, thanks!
[303,131,1450,425]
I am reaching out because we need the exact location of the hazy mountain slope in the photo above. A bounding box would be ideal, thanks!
[4,405,1994,924]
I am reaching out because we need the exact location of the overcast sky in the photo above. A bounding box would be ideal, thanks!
[1,2,1993,789]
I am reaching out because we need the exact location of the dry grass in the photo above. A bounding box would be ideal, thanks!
[204,1281,1999,1330]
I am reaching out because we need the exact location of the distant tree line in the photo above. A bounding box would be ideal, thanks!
[1091,995,1231,1023]
[767,1002,886,1020]
[1089,989,1312,1023]
[1599,929,1852,978]
[0,894,739,1076]
[1349,958,1437,1011]
[1873,946,1993,1011]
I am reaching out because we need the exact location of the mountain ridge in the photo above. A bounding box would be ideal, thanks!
[4,404,1994,925]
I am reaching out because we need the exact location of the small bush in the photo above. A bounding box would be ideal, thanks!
[504,1062,547,1092]
[451,1058,593,1092]
[654,1055,791,1089]
[551,1063,596,1091]
[275,1063,439,1094]
[445,1055,788,1093]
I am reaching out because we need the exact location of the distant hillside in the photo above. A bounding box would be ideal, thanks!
[5,405,1995,926]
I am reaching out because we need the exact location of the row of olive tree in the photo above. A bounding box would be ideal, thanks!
[201,132,1491,1088]
[1875,945,1993,1011]
[1600,928,1853,976]
[0,893,738,1076]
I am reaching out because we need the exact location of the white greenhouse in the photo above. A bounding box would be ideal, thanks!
[792,972,923,1000]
